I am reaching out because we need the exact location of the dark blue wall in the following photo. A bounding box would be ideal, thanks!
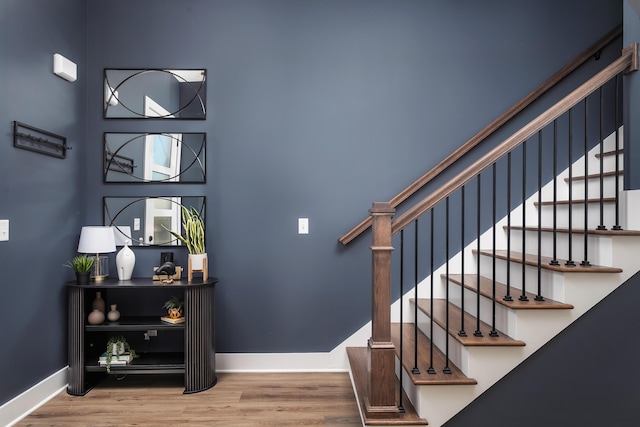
[85,0,622,355]
[0,0,86,407]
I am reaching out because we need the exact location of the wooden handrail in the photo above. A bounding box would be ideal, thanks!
[339,24,622,245]
[391,43,638,234]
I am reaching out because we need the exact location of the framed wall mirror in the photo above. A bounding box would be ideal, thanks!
[104,196,205,247]
[104,69,206,119]
[104,132,206,183]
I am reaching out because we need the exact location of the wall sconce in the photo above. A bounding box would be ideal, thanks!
[78,226,116,281]
[53,53,77,82]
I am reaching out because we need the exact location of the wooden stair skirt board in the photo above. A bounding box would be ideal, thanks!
[347,347,428,426]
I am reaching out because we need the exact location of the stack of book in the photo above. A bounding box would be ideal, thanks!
[161,315,185,324]
[98,352,134,366]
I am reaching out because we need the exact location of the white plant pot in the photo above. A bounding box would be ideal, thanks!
[189,253,207,270]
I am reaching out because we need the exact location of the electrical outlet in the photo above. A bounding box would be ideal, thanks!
[134,218,140,231]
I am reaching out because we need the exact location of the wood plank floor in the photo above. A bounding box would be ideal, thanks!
[16,372,362,426]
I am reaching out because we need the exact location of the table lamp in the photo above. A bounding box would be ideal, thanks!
[78,226,116,281]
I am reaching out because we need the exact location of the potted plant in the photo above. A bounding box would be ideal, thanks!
[102,335,138,373]
[64,254,95,285]
[163,206,206,280]
[163,296,184,319]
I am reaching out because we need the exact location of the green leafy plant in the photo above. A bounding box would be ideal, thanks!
[163,296,184,311]
[162,206,205,254]
[63,254,95,273]
[104,335,138,373]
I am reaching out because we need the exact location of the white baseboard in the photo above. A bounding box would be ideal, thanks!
[216,352,347,372]
[1,367,67,427]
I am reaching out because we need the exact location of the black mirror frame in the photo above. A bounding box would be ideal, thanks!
[103,68,207,119]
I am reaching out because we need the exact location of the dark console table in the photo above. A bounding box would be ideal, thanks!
[66,277,217,395]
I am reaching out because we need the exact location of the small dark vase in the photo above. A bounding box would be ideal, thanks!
[76,272,90,286]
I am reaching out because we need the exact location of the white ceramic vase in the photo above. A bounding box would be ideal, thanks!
[189,253,207,270]
[116,241,135,280]
[107,304,120,321]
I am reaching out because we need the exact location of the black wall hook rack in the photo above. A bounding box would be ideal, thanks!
[13,121,70,159]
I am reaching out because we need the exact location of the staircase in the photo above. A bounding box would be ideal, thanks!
[344,41,640,426]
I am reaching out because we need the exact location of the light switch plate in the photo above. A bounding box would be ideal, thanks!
[298,218,309,234]
[0,219,8,241]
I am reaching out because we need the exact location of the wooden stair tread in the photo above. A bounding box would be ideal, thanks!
[346,347,428,426]
[534,197,615,206]
[390,323,477,385]
[412,299,525,347]
[446,274,574,309]
[506,225,640,236]
[564,170,621,182]
[474,249,623,273]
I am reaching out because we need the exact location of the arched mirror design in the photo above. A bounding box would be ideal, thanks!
[104,69,206,119]
[104,196,205,247]
[104,132,206,183]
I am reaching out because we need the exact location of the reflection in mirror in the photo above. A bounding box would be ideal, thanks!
[104,196,205,247]
[104,69,206,119]
[104,133,206,183]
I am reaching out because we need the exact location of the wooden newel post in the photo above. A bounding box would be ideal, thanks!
[366,202,399,418]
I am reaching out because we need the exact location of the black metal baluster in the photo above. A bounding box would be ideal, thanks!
[490,164,498,337]
[428,210,436,374]
[398,229,405,413]
[536,131,545,300]
[597,87,607,230]
[520,141,529,301]
[413,219,420,374]
[459,187,467,337]
[566,109,576,266]
[444,197,452,374]
[582,98,592,267]
[613,76,622,230]
[474,175,483,338]
[504,153,513,302]
[550,122,560,266]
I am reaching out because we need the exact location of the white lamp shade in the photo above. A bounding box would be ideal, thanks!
[78,226,117,254]
[113,226,132,246]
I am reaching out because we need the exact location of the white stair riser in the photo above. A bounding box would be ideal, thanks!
[415,307,468,375]
[534,202,619,230]
[505,229,613,267]
[562,175,622,199]
[477,254,565,301]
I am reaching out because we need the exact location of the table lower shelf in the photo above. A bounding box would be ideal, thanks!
[85,352,185,374]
